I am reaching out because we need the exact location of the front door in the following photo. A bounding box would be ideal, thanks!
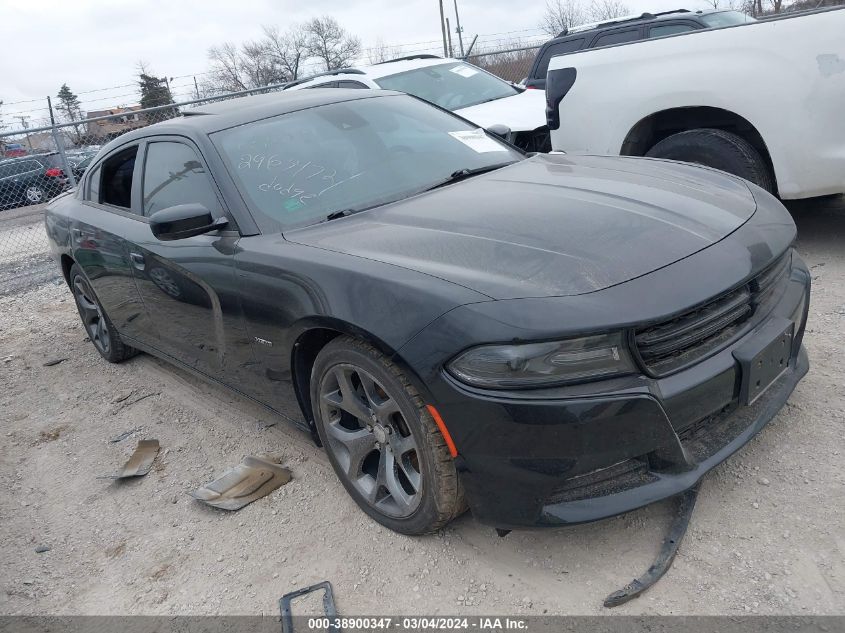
[126,137,253,387]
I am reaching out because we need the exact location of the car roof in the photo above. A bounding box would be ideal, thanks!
[97,89,403,152]
[285,56,462,88]
[551,8,719,39]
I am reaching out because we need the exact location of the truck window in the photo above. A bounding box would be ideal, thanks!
[648,24,697,38]
[534,38,585,80]
[592,28,641,48]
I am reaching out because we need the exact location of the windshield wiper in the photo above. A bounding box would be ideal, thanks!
[424,161,517,192]
[325,209,356,221]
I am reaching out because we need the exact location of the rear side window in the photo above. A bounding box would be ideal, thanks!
[337,80,368,89]
[19,160,41,173]
[592,28,642,48]
[0,164,13,179]
[100,146,138,209]
[649,24,697,38]
[306,82,338,89]
[142,141,220,217]
[534,38,585,79]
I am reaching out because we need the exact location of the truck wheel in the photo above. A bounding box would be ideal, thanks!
[311,336,465,535]
[645,128,775,193]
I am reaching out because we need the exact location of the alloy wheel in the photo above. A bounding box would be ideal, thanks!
[25,186,45,204]
[72,275,111,355]
[318,364,423,518]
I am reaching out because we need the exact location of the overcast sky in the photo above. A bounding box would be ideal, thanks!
[2,0,713,129]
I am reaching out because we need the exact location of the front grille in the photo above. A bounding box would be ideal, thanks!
[635,253,790,376]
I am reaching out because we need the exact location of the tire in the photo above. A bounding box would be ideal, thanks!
[645,128,775,193]
[311,336,465,535]
[69,264,139,363]
[25,185,46,205]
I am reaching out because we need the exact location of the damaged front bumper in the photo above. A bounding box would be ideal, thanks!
[428,254,811,529]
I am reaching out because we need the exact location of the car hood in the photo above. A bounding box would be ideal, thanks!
[286,154,757,300]
[455,88,547,133]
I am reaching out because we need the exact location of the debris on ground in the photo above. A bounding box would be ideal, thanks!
[280,581,338,633]
[42,358,68,367]
[34,545,51,553]
[109,428,142,444]
[101,439,160,479]
[603,483,701,608]
[111,392,160,414]
[191,455,292,511]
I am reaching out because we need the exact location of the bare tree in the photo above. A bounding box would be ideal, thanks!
[204,40,286,94]
[263,25,309,81]
[540,0,588,35]
[206,43,250,93]
[305,16,362,71]
[588,0,630,20]
[366,37,403,64]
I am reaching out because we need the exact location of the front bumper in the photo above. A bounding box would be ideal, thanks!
[420,254,810,529]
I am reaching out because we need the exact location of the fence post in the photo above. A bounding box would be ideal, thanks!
[47,96,77,189]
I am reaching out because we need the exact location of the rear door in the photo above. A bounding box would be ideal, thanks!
[127,136,252,384]
[70,143,157,342]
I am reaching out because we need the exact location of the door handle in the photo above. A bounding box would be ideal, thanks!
[129,252,145,269]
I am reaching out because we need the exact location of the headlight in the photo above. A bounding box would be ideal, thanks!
[446,332,635,389]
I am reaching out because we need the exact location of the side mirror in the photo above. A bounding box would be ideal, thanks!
[149,203,228,241]
[486,124,512,140]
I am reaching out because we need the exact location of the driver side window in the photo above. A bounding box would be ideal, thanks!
[142,141,221,217]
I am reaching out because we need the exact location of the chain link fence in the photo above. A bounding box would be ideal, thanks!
[0,83,296,296]
[468,44,541,84]
[0,46,541,296]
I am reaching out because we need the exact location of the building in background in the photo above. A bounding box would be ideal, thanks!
[85,106,146,143]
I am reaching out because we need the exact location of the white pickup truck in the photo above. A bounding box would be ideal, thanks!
[545,7,845,199]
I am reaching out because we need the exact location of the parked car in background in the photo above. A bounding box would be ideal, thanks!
[546,7,845,199]
[46,89,808,534]
[280,55,551,152]
[525,9,755,89]
[2,142,29,158]
[66,150,99,181]
[0,153,69,209]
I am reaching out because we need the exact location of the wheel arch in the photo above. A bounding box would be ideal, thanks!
[290,319,433,446]
[619,106,777,194]
[60,253,76,286]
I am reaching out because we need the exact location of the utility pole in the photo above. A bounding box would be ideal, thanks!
[446,17,454,57]
[194,76,200,99]
[47,95,76,186]
[438,0,448,58]
[453,0,465,57]
[16,115,32,150]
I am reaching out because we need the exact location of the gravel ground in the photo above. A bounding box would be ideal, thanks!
[0,204,58,297]
[0,197,843,616]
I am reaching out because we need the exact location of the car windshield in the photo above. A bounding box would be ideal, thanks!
[700,11,756,27]
[373,62,519,111]
[212,94,522,232]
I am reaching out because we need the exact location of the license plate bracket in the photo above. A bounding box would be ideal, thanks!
[733,317,794,406]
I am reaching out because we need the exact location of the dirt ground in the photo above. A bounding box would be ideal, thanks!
[0,197,843,616]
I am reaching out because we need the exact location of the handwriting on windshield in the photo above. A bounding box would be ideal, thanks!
[238,154,363,206]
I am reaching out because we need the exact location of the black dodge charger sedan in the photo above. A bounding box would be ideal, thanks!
[45,89,809,534]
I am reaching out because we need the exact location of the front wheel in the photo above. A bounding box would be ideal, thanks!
[311,336,465,535]
[645,128,775,193]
